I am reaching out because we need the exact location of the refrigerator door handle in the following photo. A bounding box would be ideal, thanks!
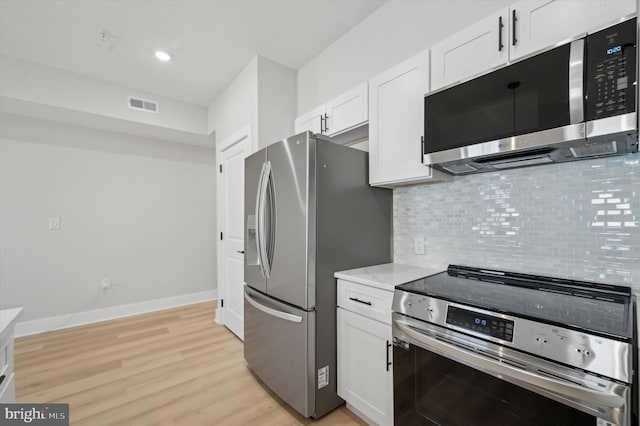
[266,163,276,273]
[258,161,272,278]
[254,162,267,278]
[245,289,303,323]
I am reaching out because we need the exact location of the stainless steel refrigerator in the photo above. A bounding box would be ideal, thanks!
[243,132,392,418]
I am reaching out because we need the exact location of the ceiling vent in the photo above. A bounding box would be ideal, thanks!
[128,96,159,113]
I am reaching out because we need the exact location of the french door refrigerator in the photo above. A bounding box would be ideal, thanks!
[243,131,392,418]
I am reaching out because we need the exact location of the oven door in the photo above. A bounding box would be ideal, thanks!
[392,314,632,426]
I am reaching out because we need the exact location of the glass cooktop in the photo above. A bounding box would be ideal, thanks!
[397,265,633,340]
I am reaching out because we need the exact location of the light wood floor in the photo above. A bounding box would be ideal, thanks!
[15,302,365,425]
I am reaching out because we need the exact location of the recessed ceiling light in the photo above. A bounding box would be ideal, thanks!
[155,51,171,62]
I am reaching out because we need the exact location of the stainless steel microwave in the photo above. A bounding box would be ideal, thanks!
[423,17,639,175]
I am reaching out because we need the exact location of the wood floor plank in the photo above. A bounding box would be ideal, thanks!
[15,301,365,425]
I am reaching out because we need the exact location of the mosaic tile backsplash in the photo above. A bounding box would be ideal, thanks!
[393,153,640,291]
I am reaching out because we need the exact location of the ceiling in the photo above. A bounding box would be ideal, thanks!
[0,0,386,107]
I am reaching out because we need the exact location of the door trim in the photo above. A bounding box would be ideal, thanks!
[215,124,252,326]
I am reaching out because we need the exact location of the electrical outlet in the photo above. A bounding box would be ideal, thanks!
[48,217,61,230]
[414,237,425,255]
[101,278,112,291]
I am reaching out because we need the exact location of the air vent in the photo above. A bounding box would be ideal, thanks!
[501,358,527,370]
[442,163,478,174]
[128,96,159,113]
[570,141,617,158]
[490,155,553,169]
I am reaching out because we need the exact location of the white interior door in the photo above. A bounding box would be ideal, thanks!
[217,127,252,340]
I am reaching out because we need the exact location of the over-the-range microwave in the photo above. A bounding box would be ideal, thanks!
[423,17,639,175]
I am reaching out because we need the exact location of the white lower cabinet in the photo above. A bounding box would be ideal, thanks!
[0,308,22,403]
[337,281,393,426]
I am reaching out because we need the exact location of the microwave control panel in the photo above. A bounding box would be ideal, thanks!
[586,18,636,121]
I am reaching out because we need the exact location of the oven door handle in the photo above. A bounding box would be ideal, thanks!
[394,320,625,408]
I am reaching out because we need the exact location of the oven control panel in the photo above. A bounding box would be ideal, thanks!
[446,306,514,342]
[392,289,632,383]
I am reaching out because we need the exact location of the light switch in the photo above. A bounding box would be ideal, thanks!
[414,237,425,255]
[48,217,61,230]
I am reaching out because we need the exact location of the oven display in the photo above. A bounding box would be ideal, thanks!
[446,306,514,342]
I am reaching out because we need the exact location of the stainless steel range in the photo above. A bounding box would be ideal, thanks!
[392,265,637,426]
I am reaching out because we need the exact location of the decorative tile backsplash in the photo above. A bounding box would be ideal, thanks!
[393,153,640,291]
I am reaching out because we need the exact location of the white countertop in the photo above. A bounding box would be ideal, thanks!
[335,263,443,291]
[0,307,23,338]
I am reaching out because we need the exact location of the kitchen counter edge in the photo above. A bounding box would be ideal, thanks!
[334,263,443,292]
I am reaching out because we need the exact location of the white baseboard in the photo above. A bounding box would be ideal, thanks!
[15,290,217,338]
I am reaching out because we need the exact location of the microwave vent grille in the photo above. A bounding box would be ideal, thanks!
[569,141,618,158]
[442,163,478,174]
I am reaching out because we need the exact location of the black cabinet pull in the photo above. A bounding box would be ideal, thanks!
[320,115,324,134]
[512,9,518,46]
[349,297,372,306]
[237,250,245,254]
[498,16,504,51]
[324,113,329,132]
[0,375,5,386]
[386,341,392,371]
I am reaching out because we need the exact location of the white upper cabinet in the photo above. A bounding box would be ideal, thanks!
[295,82,368,137]
[294,104,325,135]
[511,0,636,60]
[325,83,368,136]
[431,0,636,90]
[431,8,509,90]
[369,50,451,187]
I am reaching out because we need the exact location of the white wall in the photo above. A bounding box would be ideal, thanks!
[297,0,511,114]
[257,56,296,147]
[0,54,209,136]
[0,114,217,323]
[207,57,259,147]
[208,55,297,150]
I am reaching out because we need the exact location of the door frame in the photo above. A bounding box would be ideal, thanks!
[215,124,253,326]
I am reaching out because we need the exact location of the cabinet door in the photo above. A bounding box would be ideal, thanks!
[294,104,326,134]
[326,82,368,136]
[510,0,636,61]
[431,8,509,91]
[0,373,15,403]
[337,308,393,426]
[369,51,450,186]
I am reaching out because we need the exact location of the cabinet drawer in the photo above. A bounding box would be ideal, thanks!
[337,279,393,324]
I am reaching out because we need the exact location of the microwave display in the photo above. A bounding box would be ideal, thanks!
[586,18,637,121]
